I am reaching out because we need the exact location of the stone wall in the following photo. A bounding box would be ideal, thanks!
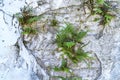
[0,0,120,80]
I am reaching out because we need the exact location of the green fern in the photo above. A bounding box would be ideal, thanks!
[91,0,115,25]
[75,31,87,42]
[63,42,76,48]
[54,76,82,80]
[56,23,89,66]
[104,14,113,24]
[54,23,90,73]
[97,0,104,5]
[15,15,41,26]
[27,16,41,24]
[54,58,70,72]
[15,6,41,35]
[22,27,37,34]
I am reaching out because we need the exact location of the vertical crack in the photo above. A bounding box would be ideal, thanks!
[0,0,4,7]
[94,53,102,80]
[22,35,50,80]
[0,9,12,24]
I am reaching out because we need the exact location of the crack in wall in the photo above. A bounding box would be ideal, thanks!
[0,0,120,80]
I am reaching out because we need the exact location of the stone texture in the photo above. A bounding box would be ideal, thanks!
[0,0,120,80]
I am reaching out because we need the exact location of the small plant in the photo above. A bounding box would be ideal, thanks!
[54,76,82,80]
[50,19,58,26]
[54,58,70,72]
[85,0,116,26]
[56,23,89,64]
[93,0,115,25]
[22,27,37,34]
[54,23,90,79]
[15,6,41,34]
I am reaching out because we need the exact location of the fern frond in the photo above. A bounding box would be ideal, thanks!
[27,16,41,24]
[53,58,70,72]
[56,23,89,64]
[22,27,37,34]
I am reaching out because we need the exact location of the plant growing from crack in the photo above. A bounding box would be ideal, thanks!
[15,6,41,34]
[54,76,82,80]
[50,19,58,26]
[56,23,89,63]
[54,58,70,72]
[84,0,116,26]
[83,0,118,39]
[93,0,115,25]
[53,23,90,79]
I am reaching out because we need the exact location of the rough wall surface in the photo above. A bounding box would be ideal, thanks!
[0,0,120,80]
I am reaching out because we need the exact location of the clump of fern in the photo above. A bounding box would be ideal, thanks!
[22,27,37,34]
[85,0,115,26]
[54,76,82,80]
[93,0,115,25]
[15,6,41,34]
[54,23,90,75]
[54,58,70,72]
[56,23,89,64]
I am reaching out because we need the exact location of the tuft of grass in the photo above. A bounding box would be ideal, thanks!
[15,6,41,34]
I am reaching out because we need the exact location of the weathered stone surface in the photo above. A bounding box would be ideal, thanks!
[0,0,120,80]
